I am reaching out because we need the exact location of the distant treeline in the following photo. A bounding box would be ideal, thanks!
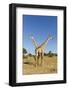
[44,52,57,57]
[23,48,57,58]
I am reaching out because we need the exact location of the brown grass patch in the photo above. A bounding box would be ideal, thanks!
[23,56,57,75]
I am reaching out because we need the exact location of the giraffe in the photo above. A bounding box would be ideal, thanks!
[30,35,53,67]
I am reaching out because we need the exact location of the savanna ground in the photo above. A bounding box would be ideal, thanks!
[23,55,57,75]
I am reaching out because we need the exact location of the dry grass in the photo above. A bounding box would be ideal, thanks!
[23,56,57,75]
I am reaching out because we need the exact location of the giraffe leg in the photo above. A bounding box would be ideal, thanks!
[40,52,43,66]
[36,55,38,66]
[38,52,40,66]
[42,53,44,65]
[35,50,37,67]
[40,53,42,66]
[37,52,41,66]
[35,55,37,67]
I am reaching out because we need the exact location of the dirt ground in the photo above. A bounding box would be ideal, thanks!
[23,56,57,75]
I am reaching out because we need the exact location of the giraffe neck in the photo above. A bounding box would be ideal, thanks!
[39,36,52,49]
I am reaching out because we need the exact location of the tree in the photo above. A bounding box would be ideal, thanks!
[48,51,53,57]
[49,51,51,54]
[23,48,27,54]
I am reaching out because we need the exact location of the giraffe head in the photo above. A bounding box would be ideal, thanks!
[46,35,52,41]
[30,35,38,48]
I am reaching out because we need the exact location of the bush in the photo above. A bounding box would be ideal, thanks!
[44,53,47,56]
[29,53,32,57]
[23,55,28,59]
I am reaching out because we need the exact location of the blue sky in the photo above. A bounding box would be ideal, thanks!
[23,15,57,54]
